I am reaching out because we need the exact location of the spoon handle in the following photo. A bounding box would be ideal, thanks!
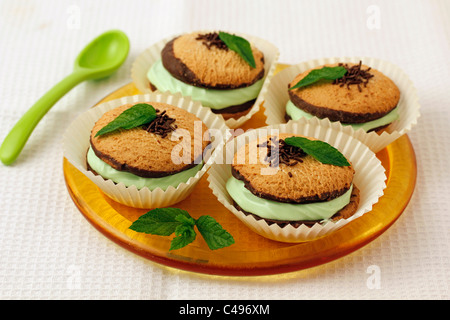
[0,70,87,165]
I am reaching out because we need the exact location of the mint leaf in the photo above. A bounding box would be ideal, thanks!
[95,103,157,137]
[196,215,235,250]
[170,223,196,251]
[284,137,350,167]
[289,66,347,90]
[129,208,190,236]
[218,31,256,68]
[129,208,234,251]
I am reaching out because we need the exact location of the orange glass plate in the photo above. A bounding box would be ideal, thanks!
[63,66,417,277]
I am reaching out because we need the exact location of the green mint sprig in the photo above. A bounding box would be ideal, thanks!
[218,31,256,68]
[129,208,235,251]
[289,66,347,90]
[95,103,157,137]
[284,136,350,167]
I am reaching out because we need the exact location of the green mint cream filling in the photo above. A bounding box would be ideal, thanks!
[226,176,353,222]
[147,59,264,109]
[285,100,399,132]
[87,147,203,190]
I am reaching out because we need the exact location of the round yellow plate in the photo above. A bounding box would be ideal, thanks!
[63,66,417,276]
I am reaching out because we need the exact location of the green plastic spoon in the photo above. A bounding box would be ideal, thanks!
[0,30,130,165]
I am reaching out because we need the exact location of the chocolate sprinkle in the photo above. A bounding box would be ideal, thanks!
[332,60,374,92]
[195,32,229,51]
[258,137,307,168]
[144,109,177,138]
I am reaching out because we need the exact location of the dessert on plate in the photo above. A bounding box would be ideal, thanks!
[87,101,210,191]
[226,133,360,228]
[286,61,400,133]
[63,92,229,209]
[147,31,266,120]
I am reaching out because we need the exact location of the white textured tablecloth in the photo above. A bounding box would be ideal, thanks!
[0,0,449,300]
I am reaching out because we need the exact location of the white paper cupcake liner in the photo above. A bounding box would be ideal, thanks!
[263,57,420,153]
[63,92,229,209]
[207,116,387,242]
[131,30,279,129]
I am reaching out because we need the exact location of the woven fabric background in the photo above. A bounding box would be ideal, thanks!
[0,0,449,299]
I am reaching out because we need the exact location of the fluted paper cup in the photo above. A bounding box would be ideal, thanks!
[207,116,387,242]
[63,92,228,209]
[263,57,420,153]
[131,30,279,129]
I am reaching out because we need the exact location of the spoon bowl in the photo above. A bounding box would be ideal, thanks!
[75,30,130,79]
[0,30,130,165]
